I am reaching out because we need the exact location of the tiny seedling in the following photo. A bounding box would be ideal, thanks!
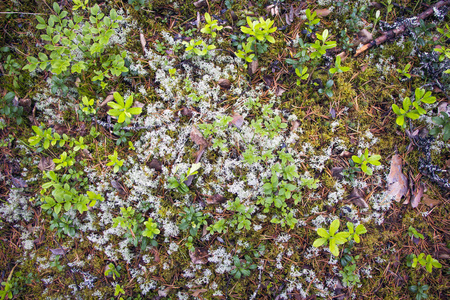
[329,56,350,74]
[142,217,160,239]
[408,282,429,300]
[408,226,424,240]
[430,111,450,141]
[351,149,381,176]
[313,219,350,257]
[295,66,309,85]
[392,88,436,128]
[304,9,320,34]
[107,92,142,124]
[396,63,412,79]
[107,150,125,173]
[104,263,121,280]
[347,222,367,243]
[230,255,257,279]
[407,253,442,273]
[168,163,201,194]
[201,13,223,38]
[310,29,336,59]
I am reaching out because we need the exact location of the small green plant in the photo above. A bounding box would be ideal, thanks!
[313,219,350,257]
[295,66,309,85]
[168,163,201,194]
[207,218,227,234]
[201,13,223,38]
[53,151,75,170]
[396,63,412,79]
[29,125,70,150]
[340,255,360,287]
[392,88,436,128]
[240,16,276,44]
[430,111,450,141]
[317,79,334,98]
[114,283,125,297]
[408,282,429,300]
[408,226,424,240]
[142,217,160,239]
[0,92,24,125]
[227,198,255,231]
[79,96,96,115]
[183,39,216,56]
[310,29,336,59]
[107,150,125,173]
[104,263,121,280]
[179,206,208,237]
[351,149,381,176]
[107,92,142,124]
[407,253,442,273]
[304,9,320,34]
[230,255,257,279]
[329,56,350,74]
[235,41,255,67]
[346,222,367,243]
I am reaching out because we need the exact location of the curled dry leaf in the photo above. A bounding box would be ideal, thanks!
[275,86,286,97]
[190,126,207,147]
[111,180,128,197]
[229,114,244,129]
[386,154,408,203]
[139,32,146,53]
[100,93,115,107]
[181,106,193,118]
[315,8,331,17]
[49,248,69,255]
[248,59,258,75]
[218,78,231,89]
[193,0,206,8]
[331,167,344,180]
[147,158,162,172]
[422,194,440,208]
[11,176,28,188]
[356,29,373,44]
[291,120,301,132]
[206,194,228,205]
[192,289,208,297]
[411,182,424,208]
[348,188,369,208]
[189,247,209,264]
[38,156,55,171]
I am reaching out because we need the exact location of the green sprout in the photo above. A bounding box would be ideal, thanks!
[107,92,142,124]
[313,219,350,257]
[351,149,381,176]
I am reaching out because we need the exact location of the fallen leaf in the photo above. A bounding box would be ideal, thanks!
[192,289,208,297]
[339,150,353,158]
[229,114,244,129]
[386,155,408,203]
[193,0,206,8]
[248,59,258,75]
[181,106,193,118]
[331,167,344,180]
[49,248,68,255]
[189,247,209,264]
[11,176,28,188]
[140,33,146,53]
[158,287,171,297]
[206,194,228,205]
[422,194,440,208]
[411,183,424,208]
[218,78,231,89]
[357,29,373,44]
[315,8,331,17]
[291,120,300,132]
[434,243,450,259]
[100,93,115,107]
[437,102,448,114]
[348,188,369,208]
[190,126,207,147]
[275,86,286,96]
[147,158,162,172]
[111,180,128,197]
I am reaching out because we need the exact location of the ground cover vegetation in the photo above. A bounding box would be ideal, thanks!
[0,0,449,299]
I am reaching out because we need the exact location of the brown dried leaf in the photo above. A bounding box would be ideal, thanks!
[147,159,162,172]
[111,180,128,197]
[290,121,301,134]
[158,287,171,297]
[11,176,28,188]
[218,78,231,89]
[189,247,209,264]
[193,0,206,8]
[181,106,193,118]
[229,114,244,129]
[331,167,344,180]
[411,183,424,208]
[348,188,369,208]
[386,155,408,202]
[49,248,69,255]
[139,33,146,52]
[315,8,331,17]
[248,59,258,75]
[275,86,286,96]
[100,93,115,107]
[357,29,373,44]
[190,126,207,147]
[38,156,55,171]
[206,194,228,205]
[422,194,440,208]
[192,289,208,297]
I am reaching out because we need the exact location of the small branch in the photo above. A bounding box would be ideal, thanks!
[355,0,450,57]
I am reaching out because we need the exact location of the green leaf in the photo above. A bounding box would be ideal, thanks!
[127,107,142,115]
[334,232,350,244]
[329,219,340,236]
[313,237,327,248]
[317,228,330,238]
[329,238,339,256]
[396,115,405,126]
[53,2,61,14]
